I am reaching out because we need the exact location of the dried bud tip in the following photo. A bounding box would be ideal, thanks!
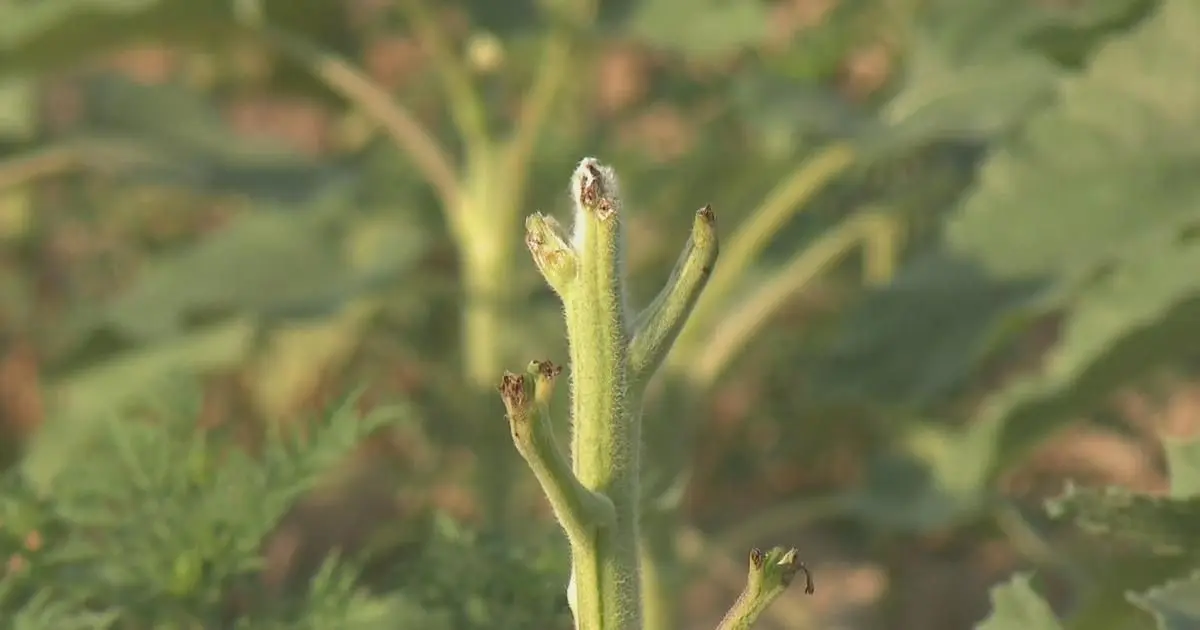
[572,157,619,221]
[750,547,765,569]
[697,204,716,225]
[497,371,529,413]
[528,359,563,379]
[577,159,604,207]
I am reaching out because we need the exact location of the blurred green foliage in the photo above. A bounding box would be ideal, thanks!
[0,0,1198,628]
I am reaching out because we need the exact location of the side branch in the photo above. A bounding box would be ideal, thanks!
[498,361,615,547]
[628,206,719,384]
[252,25,460,213]
[716,547,814,630]
[397,0,492,151]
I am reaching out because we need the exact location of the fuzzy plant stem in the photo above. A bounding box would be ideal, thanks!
[501,157,811,630]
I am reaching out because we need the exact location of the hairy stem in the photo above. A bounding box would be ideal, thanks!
[565,159,640,630]
[513,158,824,630]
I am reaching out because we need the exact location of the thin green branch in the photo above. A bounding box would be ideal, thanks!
[690,212,899,387]
[501,31,571,189]
[498,362,615,548]
[251,24,460,214]
[676,528,818,630]
[397,0,492,153]
[628,205,720,385]
[716,547,815,630]
[671,142,857,368]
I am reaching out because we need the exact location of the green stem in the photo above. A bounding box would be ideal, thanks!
[628,206,719,386]
[565,159,641,630]
[516,158,828,630]
[499,362,615,546]
[716,548,814,630]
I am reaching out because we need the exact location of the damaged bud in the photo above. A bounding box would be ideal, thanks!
[572,157,619,221]
[528,360,563,405]
[748,547,814,595]
[498,371,532,419]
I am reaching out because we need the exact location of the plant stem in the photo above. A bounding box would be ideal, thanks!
[566,160,641,630]
[517,159,806,630]
[518,158,722,630]
[716,547,814,630]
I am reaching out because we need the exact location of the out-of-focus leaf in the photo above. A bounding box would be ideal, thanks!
[812,254,1047,406]
[1129,571,1200,630]
[730,75,872,155]
[1164,437,1200,498]
[25,319,257,490]
[878,38,1057,148]
[0,0,231,73]
[817,0,1200,415]
[75,77,360,203]
[846,420,996,532]
[246,299,379,421]
[815,0,1200,536]
[96,211,347,341]
[872,0,1068,152]
[1044,436,1200,554]
[86,201,429,342]
[244,213,427,420]
[975,573,1063,630]
[1044,438,1200,629]
[624,0,768,60]
[0,0,165,48]
[1045,483,1200,556]
[79,77,300,166]
[0,77,35,141]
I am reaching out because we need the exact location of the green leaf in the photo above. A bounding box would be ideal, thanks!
[24,319,256,490]
[815,0,1200,446]
[1129,571,1200,630]
[1163,436,1200,498]
[96,211,349,341]
[1045,482,1200,556]
[975,573,1063,630]
[872,0,1068,152]
[0,0,229,73]
[624,0,768,60]
[86,202,427,343]
[945,0,1200,278]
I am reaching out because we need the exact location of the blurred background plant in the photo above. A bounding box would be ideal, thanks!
[0,0,1198,628]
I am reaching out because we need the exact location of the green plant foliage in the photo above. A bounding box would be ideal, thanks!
[812,0,1200,532]
[1046,434,1200,557]
[877,0,1061,147]
[975,573,1062,630]
[974,436,1200,629]
[1128,571,1200,630]
[0,0,229,73]
[625,0,768,60]
[0,381,570,629]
